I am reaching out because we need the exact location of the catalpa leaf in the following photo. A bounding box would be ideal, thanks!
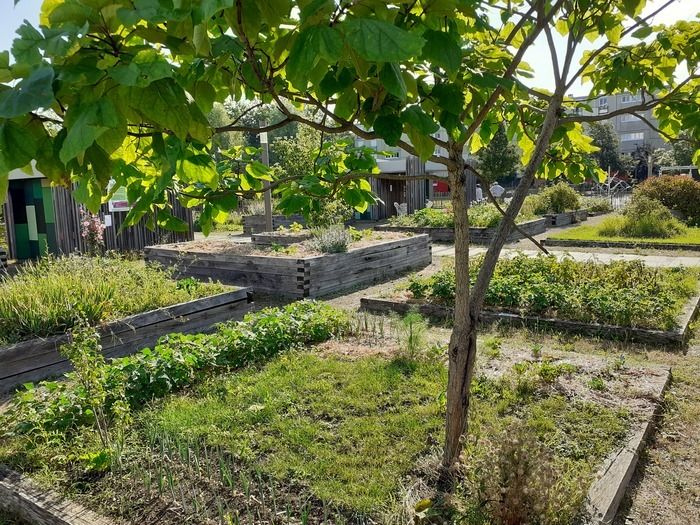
[380,63,407,100]
[422,30,461,76]
[343,19,425,62]
[0,67,55,118]
[373,114,403,146]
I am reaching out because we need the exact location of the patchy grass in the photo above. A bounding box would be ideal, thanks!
[0,343,636,525]
[550,223,700,244]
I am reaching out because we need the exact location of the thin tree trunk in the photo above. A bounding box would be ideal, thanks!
[442,149,474,472]
[441,95,565,475]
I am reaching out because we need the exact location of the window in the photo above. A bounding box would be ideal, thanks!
[620,132,644,142]
[621,114,642,123]
[598,97,608,114]
[620,93,641,104]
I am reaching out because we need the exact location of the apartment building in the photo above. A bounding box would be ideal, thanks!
[576,92,668,154]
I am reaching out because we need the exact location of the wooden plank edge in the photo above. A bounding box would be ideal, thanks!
[0,465,116,525]
[542,238,700,252]
[584,367,672,524]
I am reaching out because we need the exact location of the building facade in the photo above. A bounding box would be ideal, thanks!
[576,92,668,154]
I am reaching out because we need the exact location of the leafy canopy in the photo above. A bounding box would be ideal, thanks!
[0,0,698,233]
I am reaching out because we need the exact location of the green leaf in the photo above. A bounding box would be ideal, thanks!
[0,67,55,118]
[621,0,646,17]
[11,22,43,66]
[379,63,407,100]
[313,26,343,62]
[343,19,425,62]
[287,26,343,89]
[60,98,121,164]
[0,120,38,173]
[156,209,190,232]
[0,172,7,205]
[177,154,219,189]
[373,114,403,146]
[401,106,439,134]
[422,30,461,76]
[631,26,653,39]
[110,49,173,87]
[126,79,192,139]
[406,126,435,161]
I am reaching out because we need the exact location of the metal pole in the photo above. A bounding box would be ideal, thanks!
[647,153,653,180]
[259,125,272,232]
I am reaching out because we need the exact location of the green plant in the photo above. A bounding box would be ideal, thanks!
[307,200,355,228]
[536,183,582,214]
[598,195,687,238]
[635,175,700,226]
[483,335,502,358]
[581,196,613,213]
[405,254,697,330]
[395,311,429,361]
[588,376,606,391]
[310,226,352,253]
[531,343,543,359]
[389,208,454,228]
[0,255,227,346]
[289,221,304,233]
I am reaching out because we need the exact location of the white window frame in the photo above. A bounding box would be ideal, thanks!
[620,93,641,104]
[620,132,644,142]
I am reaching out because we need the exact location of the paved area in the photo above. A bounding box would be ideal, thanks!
[432,244,700,267]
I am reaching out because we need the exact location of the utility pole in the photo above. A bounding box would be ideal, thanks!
[259,124,272,232]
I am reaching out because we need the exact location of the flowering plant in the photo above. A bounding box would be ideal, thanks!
[80,209,106,254]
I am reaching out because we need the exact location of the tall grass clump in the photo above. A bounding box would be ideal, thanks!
[598,195,687,238]
[0,255,227,345]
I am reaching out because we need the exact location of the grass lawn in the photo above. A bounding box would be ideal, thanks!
[549,224,700,244]
[0,344,635,524]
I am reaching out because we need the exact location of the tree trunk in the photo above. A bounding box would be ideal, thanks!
[442,149,475,472]
[441,95,565,475]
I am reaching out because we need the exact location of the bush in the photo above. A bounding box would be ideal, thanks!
[389,207,454,228]
[598,195,687,238]
[534,182,581,214]
[581,196,613,213]
[4,301,349,438]
[635,175,700,226]
[405,254,697,330]
[310,226,352,253]
[469,202,506,228]
[0,255,227,345]
[307,200,355,228]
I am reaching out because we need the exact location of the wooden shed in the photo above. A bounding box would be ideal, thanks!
[2,169,193,260]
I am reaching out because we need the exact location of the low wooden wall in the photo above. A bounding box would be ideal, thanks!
[0,247,6,269]
[545,210,589,227]
[375,218,547,244]
[243,215,306,235]
[145,235,432,299]
[251,231,312,246]
[543,238,700,252]
[360,294,700,346]
[0,288,253,393]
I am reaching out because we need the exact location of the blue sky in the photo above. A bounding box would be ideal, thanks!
[0,0,689,96]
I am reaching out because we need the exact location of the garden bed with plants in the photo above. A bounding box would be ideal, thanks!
[547,181,700,250]
[361,254,700,345]
[0,256,247,392]
[145,229,431,298]
[0,303,669,525]
[250,222,313,246]
[376,203,546,243]
[243,214,306,235]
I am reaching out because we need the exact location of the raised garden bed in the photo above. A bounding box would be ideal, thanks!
[145,234,431,298]
[0,288,252,393]
[376,217,547,244]
[0,248,6,269]
[544,238,700,251]
[545,209,588,227]
[242,214,305,235]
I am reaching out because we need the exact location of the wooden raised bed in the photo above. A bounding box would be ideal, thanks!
[0,288,253,393]
[543,238,700,251]
[375,217,547,244]
[251,230,312,246]
[0,247,6,269]
[145,235,432,299]
[360,293,700,346]
[243,214,305,235]
[545,209,588,227]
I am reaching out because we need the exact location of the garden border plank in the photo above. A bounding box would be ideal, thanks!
[0,288,253,393]
[359,293,700,346]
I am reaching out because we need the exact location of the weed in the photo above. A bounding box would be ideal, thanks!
[483,335,502,359]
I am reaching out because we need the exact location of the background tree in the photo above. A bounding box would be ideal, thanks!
[586,122,627,175]
[476,124,521,184]
[671,130,699,167]
[1,0,698,480]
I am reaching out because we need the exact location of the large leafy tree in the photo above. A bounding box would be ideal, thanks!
[586,121,627,175]
[1,0,699,477]
[476,123,521,182]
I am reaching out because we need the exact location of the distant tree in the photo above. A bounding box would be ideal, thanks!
[208,103,245,153]
[476,124,520,183]
[632,144,658,181]
[671,131,699,167]
[271,124,322,180]
[586,122,626,174]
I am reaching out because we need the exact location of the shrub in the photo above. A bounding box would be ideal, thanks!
[635,175,700,225]
[310,226,352,253]
[469,202,506,228]
[3,301,349,438]
[0,255,227,345]
[597,195,687,238]
[307,200,355,228]
[581,196,613,213]
[536,182,581,214]
[389,207,454,228]
[405,254,697,330]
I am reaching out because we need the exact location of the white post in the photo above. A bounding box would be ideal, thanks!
[259,126,272,232]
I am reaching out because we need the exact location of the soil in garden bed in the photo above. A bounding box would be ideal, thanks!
[163,230,411,258]
[0,327,666,525]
